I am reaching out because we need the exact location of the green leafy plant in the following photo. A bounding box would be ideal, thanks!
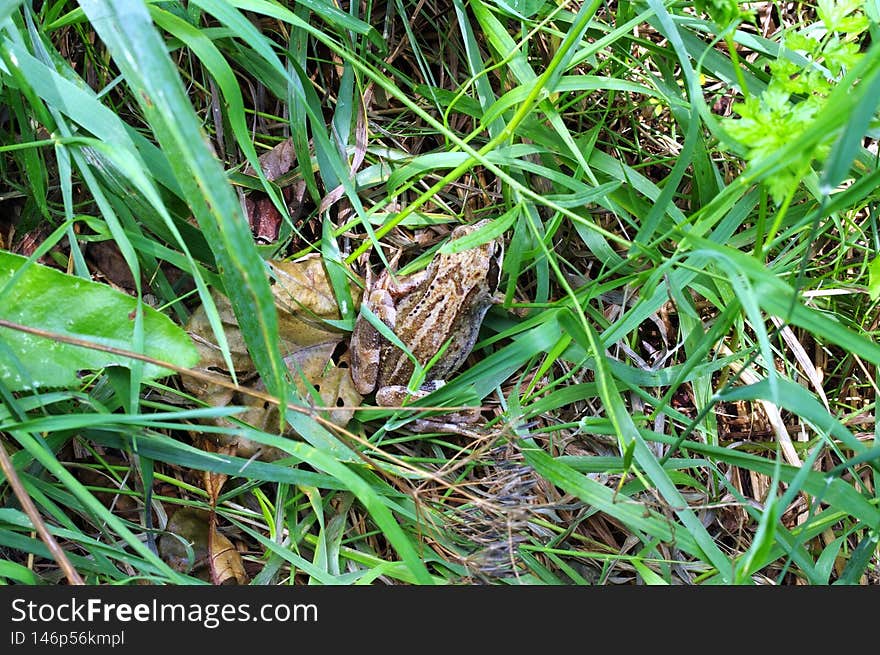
[719,0,871,203]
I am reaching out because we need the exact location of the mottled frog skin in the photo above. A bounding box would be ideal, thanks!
[350,220,504,426]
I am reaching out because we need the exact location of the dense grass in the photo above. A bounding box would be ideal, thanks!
[1,0,879,584]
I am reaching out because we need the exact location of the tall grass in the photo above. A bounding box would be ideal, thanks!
[1,0,878,584]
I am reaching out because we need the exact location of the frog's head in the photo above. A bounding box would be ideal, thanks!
[447,219,505,293]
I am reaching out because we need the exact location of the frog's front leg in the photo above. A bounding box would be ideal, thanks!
[375,381,483,433]
[386,266,432,298]
[350,284,397,395]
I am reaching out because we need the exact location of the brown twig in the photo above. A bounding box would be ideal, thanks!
[0,435,85,584]
[0,318,486,416]
[0,318,501,497]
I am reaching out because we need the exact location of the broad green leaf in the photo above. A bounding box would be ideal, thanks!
[0,252,198,391]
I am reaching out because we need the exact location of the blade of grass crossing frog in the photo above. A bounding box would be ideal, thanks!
[439,208,517,253]
[78,0,288,400]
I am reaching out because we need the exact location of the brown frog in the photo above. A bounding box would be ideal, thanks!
[350,219,504,430]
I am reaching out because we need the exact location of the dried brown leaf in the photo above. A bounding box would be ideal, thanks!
[183,256,363,459]
[208,520,248,585]
[244,138,295,181]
